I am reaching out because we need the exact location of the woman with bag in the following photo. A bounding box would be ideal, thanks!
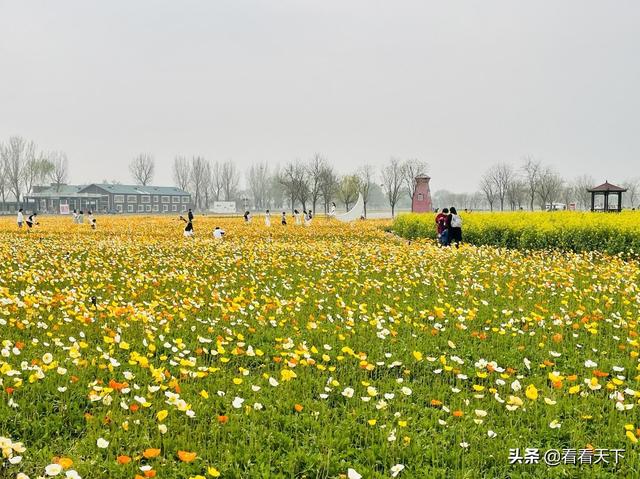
[448,207,463,248]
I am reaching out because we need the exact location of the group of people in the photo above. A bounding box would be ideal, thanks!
[180,209,226,239]
[435,207,463,248]
[246,209,315,227]
[71,209,96,229]
[16,209,38,230]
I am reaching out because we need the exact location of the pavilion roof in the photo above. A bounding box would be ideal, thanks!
[587,181,627,193]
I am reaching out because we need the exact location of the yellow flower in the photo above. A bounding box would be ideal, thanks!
[525,384,538,401]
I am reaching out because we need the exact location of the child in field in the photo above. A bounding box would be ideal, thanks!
[213,226,225,239]
[304,210,313,226]
[281,212,287,226]
[17,208,24,228]
[243,211,252,223]
[180,215,194,237]
[265,209,271,227]
[26,212,38,230]
[87,210,97,229]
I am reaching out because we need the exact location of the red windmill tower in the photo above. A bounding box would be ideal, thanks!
[411,174,433,213]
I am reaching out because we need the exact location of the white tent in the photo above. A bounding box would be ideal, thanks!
[336,194,365,222]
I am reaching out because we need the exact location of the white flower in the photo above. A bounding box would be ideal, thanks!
[549,419,562,429]
[232,396,245,409]
[158,424,167,434]
[42,353,53,364]
[487,430,497,438]
[474,409,487,417]
[390,464,405,477]
[253,402,263,410]
[511,380,521,392]
[8,455,22,464]
[347,468,362,479]
[65,470,82,479]
[584,360,597,368]
[45,463,63,476]
[401,387,412,396]
[342,387,354,398]
[460,442,469,448]
[268,377,279,387]
[96,437,109,449]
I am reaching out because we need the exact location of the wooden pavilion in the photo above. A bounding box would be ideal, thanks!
[588,181,627,212]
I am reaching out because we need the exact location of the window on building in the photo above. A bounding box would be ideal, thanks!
[153,195,159,203]
[161,196,170,203]
[145,205,151,212]
[116,204,123,213]
[181,196,189,203]
[114,195,124,203]
[181,205,187,212]
[418,193,424,201]
[162,204,169,212]
[141,195,150,204]
[172,196,180,203]
[172,204,177,211]
[127,195,137,203]
[137,204,144,212]
[127,204,134,213]
[152,204,159,212]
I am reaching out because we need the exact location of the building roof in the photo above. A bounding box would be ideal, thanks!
[587,181,627,193]
[415,174,431,180]
[80,184,191,196]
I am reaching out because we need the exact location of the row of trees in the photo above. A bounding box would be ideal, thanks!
[0,136,69,205]
[165,155,428,216]
[475,158,639,211]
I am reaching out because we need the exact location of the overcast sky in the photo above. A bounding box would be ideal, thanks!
[1,0,639,192]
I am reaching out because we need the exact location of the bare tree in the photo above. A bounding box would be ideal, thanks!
[247,162,271,210]
[572,175,595,210]
[506,179,526,210]
[210,161,223,202]
[479,173,497,211]
[307,154,326,214]
[278,161,308,212]
[522,157,541,211]
[338,174,360,211]
[220,160,240,201]
[2,136,37,203]
[484,163,516,211]
[381,157,403,217]
[22,152,52,198]
[357,164,375,218]
[319,164,339,214]
[48,151,69,191]
[622,178,639,209]
[172,156,191,191]
[401,159,429,201]
[188,156,208,209]
[536,167,564,209]
[0,143,8,209]
[130,153,155,186]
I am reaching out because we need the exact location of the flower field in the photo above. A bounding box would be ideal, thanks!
[1,215,639,478]
[392,211,640,255]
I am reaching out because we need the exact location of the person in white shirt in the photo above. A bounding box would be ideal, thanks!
[17,209,24,228]
[213,226,225,239]
[264,209,271,227]
[329,202,336,217]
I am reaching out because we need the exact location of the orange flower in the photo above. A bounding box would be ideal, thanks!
[144,470,157,478]
[552,333,563,343]
[217,415,229,424]
[117,455,132,465]
[177,450,197,462]
[129,404,139,412]
[593,370,609,378]
[452,410,464,417]
[294,403,304,413]
[108,379,128,391]
[430,399,443,407]
[143,448,161,459]
[58,457,73,469]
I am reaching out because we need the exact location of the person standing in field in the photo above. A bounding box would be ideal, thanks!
[294,209,301,225]
[281,212,287,226]
[17,208,24,228]
[435,208,448,246]
[329,202,336,217]
[72,209,79,223]
[188,208,194,222]
[448,207,463,248]
[265,209,271,227]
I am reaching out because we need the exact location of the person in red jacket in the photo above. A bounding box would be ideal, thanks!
[435,208,449,246]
